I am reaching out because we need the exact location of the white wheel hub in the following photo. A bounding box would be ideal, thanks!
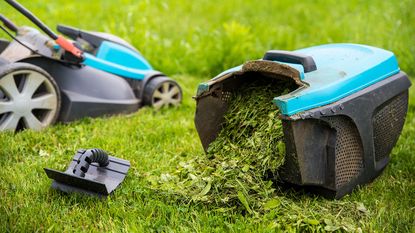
[0,69,58,131]
[152,82,181,109]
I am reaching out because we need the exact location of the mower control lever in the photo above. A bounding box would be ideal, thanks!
[0,14,18,32]
[4,0,84,59]
[263,50,317,73]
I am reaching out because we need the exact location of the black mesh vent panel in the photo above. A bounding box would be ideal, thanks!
[325,116,364,188]
[373,91,408,162]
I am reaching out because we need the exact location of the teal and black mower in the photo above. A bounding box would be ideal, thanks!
[0,0,182,132]
[194,44,411,199]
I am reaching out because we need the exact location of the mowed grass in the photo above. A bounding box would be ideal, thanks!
[0,0,414,232]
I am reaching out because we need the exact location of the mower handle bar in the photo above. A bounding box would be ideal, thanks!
[0,14,18,32]
[4,0,84,59]
[4,0,58,39]
[263,50,317,73]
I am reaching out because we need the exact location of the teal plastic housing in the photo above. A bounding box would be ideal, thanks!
[83,41,153,80]
[204,43,401,116]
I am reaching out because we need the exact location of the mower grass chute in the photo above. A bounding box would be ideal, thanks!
[0,0,182,132]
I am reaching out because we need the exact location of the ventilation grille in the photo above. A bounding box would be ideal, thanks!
[373,91,408,162]
[325,116,364,188]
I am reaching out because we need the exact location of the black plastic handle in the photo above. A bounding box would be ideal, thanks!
[263,50,317,73]
[0,14,18,32]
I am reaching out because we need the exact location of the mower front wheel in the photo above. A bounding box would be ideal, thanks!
[0,63,61,132]
[143,76,182,109]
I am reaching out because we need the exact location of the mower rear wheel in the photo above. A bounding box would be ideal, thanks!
[0,63,61,132]
[143,76,182,109]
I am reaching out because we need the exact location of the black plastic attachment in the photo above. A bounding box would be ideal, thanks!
[0,14,18,32]
[263,50,317,73]
[44,149,130,196]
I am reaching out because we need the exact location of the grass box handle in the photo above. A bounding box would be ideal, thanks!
[263,50,317,73]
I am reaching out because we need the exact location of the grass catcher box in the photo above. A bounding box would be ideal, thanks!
[194,43,411,199]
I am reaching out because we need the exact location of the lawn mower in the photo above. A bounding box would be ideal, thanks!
[0,0,182,132]
[194,44,411,198]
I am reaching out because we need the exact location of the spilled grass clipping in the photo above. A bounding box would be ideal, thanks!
[149,79,294,211]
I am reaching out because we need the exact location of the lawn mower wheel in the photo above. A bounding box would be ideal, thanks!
[143,76,182,109]
[0,62,60,131]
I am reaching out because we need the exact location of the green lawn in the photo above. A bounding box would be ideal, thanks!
[1,0,414,232]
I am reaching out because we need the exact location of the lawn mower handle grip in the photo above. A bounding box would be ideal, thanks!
[0,14,18,32]
[73,149,110,177]
[263,50,317,73]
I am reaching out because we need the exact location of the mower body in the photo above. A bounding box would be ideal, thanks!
[1,1,182,131]
[0,27,140,122]
[0,23,181,130]
[18,56,140,122]
[194,43,410,198]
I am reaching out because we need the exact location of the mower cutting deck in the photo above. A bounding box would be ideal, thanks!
[0,0,182,132]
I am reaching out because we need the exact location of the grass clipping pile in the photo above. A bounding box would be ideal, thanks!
[150,80,295,212]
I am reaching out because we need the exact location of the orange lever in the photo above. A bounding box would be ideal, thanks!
[55,35,83,58]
